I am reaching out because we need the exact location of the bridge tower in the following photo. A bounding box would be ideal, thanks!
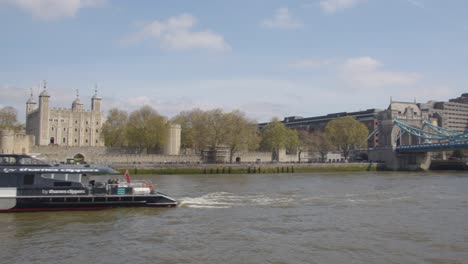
[369,102,432,170]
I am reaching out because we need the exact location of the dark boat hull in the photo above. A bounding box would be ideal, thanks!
[0,193,177,213]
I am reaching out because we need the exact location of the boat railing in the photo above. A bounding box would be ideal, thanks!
[90,180,156,195]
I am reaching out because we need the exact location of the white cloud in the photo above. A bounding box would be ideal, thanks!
[340,56,421,88]
[122,14,231,52]
[287,59,332,69]
[240,102,292,122]
[126,96,153,108]
[261,7,303,30]
[406,0,425,9]
[320,0,365,14]
[0,0,105,20]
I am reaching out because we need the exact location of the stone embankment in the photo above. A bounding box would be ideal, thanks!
[111,162,380,175]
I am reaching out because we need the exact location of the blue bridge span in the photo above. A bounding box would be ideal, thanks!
[369,119,468,170]
[393,119,468,153]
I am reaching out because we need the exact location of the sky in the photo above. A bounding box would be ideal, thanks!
[1,0,467,123]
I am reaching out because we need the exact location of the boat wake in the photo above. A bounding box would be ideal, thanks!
[178,191,415,209]
[178,192,294,208]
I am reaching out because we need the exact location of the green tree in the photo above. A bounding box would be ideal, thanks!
[0,106,22,131]
[126,106,169,153]
[171,111,195,152]
[261,118,299,161]
[172,109,211,152]
[325,116,368,160]
[102,108,129,147]
[224,110,260,163]
[204,109,228,149]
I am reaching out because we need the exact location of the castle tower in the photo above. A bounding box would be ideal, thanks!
[72,89,83,111]
[91,86,101,112]
[164,124,181,155]
[38,81,50,145]
[26,88,37,114]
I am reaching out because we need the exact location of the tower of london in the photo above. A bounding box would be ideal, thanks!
[25,84,105,147]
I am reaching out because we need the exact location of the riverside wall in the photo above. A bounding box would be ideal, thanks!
[29,146,302,165]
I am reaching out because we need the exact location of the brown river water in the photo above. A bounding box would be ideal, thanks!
[1,172,467,264]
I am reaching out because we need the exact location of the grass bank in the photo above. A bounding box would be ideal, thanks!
[116,163,378,175]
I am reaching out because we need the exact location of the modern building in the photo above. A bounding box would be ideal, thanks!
[258,109,382,148]
[26,84,105,147]
[427,93,468,132]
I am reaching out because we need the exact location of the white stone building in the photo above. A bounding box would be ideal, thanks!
[25,85,105,147]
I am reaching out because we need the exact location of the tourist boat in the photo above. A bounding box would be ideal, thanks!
[0,154,177,212]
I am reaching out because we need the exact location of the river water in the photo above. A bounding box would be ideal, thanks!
[1,172,467,264]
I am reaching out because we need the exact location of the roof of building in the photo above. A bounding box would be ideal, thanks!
[72,97,83,106]
[388,102,421,115]
[39,89,50,97]
[27,96,36,104]
[258,108,382,127]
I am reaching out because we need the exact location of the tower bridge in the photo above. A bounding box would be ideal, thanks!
[370,118,468,170]
[369,101,468,170]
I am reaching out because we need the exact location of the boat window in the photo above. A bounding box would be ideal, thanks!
[42,173,82,182]
[24,174,35,185]
[0,156,17,165]
[18,156,48,165]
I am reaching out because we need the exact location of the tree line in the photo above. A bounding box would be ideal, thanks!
[103,106,369,161]
[0,105,369,161]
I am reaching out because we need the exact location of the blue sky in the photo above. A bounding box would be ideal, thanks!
[1,0,467,123]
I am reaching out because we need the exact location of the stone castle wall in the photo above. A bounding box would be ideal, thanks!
[0,129,34,154]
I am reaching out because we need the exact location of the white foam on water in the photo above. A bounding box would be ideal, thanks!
[178,192,295,208]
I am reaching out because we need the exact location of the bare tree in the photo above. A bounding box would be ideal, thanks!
[0,106,22,131]
[297,130,313,162]
[224,110,260,163]
[310,131,333,162]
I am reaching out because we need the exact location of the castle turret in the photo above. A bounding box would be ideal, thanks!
[38,81,50,145]
[164,124,181,155]
[91,86,101,112]
[26,89,37,114]
[72,89,83,111]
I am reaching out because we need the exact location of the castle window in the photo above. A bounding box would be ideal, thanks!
[49,119,53,121]
[85,128,88,132]
[75,139,77,143]
[51,127,54,131]
[86,121,89,125]
[75,121,78,124]
[63,128,66,131]
[85,139,88,143]
[96,140,98,144]
[96,122,99,125]
[96,129,98,133]
[75,128,78,132]
[62,138,66,143]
